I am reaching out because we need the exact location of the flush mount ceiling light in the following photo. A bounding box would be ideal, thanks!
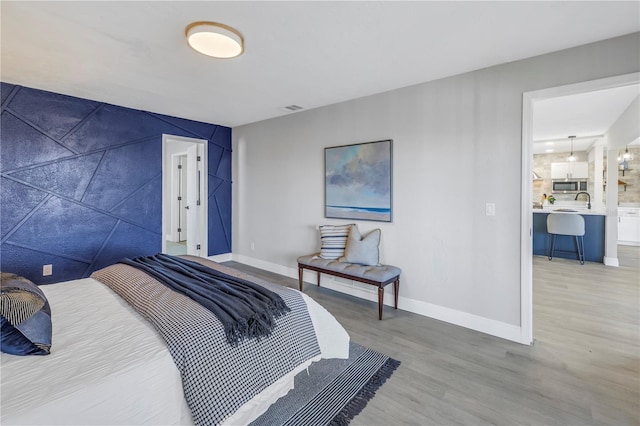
[185,22,244,59]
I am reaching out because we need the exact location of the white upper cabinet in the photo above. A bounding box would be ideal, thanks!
[551,162,570,179]
[551,161,588,179]
[571,162,588,179]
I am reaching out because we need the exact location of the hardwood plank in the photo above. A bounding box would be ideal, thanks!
[223,249,639,425]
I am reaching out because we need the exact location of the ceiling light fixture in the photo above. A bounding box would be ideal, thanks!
[567,135,577,162]
[185,22,244,59]
[619,145,634,171]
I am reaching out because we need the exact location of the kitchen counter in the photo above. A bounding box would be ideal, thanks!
[532,210,605,263]
[533,205,606,216]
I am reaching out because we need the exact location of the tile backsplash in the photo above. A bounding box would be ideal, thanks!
[533,147,640,205]
[533,152,588,204]
[612,147,640,205]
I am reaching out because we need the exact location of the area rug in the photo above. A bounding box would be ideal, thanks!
[250,342,400,426]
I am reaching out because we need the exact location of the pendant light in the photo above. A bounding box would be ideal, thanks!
[618,145,634,170]
[619,145,633,171]
[567,135,576,162]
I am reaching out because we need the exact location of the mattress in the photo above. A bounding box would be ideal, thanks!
[1,275,349,425]
[1,278,191,425]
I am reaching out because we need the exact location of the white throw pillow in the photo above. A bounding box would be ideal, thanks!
[341,227,381,266]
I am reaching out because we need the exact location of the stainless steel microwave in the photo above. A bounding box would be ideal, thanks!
[552,180,587,194]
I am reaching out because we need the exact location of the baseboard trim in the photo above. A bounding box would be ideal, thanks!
[230,254,525,344]
[207,253,233,263]
[603,256,619,267]
[618,241,640,247]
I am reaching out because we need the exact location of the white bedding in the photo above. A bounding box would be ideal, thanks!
[0,277,349,425]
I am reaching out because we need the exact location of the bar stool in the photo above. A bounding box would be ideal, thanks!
[547,213,585,265]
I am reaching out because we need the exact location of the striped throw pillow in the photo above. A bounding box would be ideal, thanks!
[0,273,52,356]
[319,224,353,260]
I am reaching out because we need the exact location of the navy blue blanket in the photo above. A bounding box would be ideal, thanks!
[119,254,290,345]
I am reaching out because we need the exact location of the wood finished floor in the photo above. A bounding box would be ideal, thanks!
[224,248,639,426]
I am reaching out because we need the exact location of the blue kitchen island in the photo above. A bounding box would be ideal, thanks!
[533,210,606,263]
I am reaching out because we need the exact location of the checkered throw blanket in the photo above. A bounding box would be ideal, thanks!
[92,258,321,426]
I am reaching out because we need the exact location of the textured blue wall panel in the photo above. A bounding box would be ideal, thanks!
[0,84,232,284]
[216,147,232,180]
[109,176,162,231]
[1,112,74,172]
[0,244,90,285]
[209,181,232,255]
[208,175,224,199]
[82,138,161,211]
[9,87,100,140]
[209,143,224,178]
[207,135,232,253]
[211,126,232,150]
[0,178,47,238]
[90,221,161,272]
[151,113,220,142]
[63,105,185,153]
[10,152,103,201]
[1,83,16,104]
[9,196,117,261]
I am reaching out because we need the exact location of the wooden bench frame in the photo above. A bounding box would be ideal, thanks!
[297,262,400,320]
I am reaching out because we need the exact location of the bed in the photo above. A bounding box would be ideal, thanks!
[0,257,350,425]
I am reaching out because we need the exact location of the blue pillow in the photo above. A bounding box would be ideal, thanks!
[0,273,52,356]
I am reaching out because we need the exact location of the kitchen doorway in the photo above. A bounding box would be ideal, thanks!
[520,72,640,344]
[162,135,208,257]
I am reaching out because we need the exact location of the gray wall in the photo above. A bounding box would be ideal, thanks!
[232,33,639,331]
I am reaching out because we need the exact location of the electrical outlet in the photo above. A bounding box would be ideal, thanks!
[250,242,255,251]
[485,203,496,216]
[43,264,52,276]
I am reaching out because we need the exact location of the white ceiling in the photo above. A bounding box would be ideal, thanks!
[2,1,639,128]
[532,85,640,154]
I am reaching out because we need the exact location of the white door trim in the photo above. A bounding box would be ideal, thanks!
[162,134,208,256]
[520,72,640,345]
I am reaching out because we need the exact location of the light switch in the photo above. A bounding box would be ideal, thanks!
[486,203,496,216]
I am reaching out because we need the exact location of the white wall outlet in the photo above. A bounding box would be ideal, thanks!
[250,242,255,251]
[43,264,52,276]
[485,203,496,216]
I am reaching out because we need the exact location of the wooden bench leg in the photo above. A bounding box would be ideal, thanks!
[298,264,400,320]
[394,278,399,309]
[298,266,304,291]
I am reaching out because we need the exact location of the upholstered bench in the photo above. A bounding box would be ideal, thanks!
[297,254,401,320]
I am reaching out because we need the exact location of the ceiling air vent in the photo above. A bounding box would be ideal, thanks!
[282,105,304,112]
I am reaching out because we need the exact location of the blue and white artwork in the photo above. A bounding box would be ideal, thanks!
[325,140,392,222]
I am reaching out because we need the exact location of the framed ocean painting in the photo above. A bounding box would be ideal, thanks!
[325,139,392,222]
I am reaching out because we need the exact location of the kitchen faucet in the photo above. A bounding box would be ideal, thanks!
[575,191,591,209]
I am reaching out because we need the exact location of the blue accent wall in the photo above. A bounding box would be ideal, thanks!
[1,83,232,283]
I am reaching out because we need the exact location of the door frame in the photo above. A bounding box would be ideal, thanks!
[162,134,208,256]
[520,72,640,345]
[171,153,188,242]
